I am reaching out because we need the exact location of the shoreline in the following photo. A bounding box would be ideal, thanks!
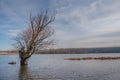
[0,52,17,55]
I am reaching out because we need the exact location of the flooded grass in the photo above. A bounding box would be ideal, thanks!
[65,56,120,60]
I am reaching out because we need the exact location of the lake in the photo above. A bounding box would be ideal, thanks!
[0,53,120,80]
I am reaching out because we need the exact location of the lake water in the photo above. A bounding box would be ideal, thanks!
[1,53,120,80]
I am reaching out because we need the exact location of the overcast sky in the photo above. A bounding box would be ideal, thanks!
[0,0,120,50]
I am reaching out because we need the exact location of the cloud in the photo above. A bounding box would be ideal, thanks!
[53,0,120,48]
[56,36,120,48]
[8,30,21,37]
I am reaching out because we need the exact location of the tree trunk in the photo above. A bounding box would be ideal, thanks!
[20,59,28,66]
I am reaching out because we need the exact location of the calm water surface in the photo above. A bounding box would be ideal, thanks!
[0,53,120,80]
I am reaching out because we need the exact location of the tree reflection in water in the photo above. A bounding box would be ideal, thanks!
[19,66,30,80]
[19,66,43,80]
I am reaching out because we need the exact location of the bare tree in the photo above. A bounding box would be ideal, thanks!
[14,11,55,66]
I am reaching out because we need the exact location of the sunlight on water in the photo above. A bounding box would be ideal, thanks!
[0,53,120,80]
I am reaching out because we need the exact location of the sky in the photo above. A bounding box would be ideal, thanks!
[0,0,120,50]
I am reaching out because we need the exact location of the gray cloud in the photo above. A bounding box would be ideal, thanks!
[53,0,120,48]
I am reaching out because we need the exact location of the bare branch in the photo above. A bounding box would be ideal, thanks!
[13,11,55,63]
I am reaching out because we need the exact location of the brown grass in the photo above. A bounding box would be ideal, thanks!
[65,56,120,61]
[8,62,16,65]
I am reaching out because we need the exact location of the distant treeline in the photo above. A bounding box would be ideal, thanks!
[0,47,120,54]
[38,47,120,54]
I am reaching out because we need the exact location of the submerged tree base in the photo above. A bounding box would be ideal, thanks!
[65,56,120,61]
[20,59,28,66]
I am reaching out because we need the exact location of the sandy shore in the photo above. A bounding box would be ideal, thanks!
[0,52,17,55]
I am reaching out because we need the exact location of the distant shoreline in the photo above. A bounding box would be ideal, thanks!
[0,47,120,55]
[0,51,17,55]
